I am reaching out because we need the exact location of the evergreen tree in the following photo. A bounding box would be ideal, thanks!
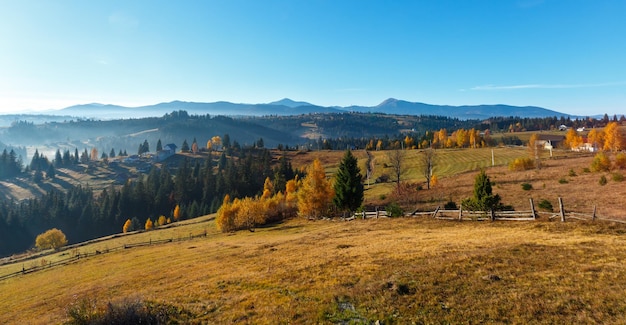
[110,148,116,158]
[462,170,502,215]
[181,139,190,152]
[54,149,63,167]
[47,164,56,179]
[333,150,364,215]
[156,139,163,152]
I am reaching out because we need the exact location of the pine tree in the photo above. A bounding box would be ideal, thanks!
[333,150,363,215]
[462,170,502,215]
[156,139,163,152]
[181,139,190,152]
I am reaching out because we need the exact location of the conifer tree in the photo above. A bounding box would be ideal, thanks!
[333,150,363,215]
[156,139,163,152]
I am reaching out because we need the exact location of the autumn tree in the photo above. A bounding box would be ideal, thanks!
[564,128,583,150]
[35,228,68,251]
[145,218,154,230]
[587,128,604,151]
[298,159,334,219]
[90,147,99,161]
[333,150,364,216]
[528,133,540,169]
[173,204,181,221]
[591,152,611,172]
[216,195,237,232]
[603,122,623,152]
[191,138,199,154]
[157,215,167,226]
[122,219,132,233]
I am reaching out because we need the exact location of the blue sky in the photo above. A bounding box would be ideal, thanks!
[1,0,625,116]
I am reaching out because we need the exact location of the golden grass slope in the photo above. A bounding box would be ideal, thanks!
[3,216,626,324]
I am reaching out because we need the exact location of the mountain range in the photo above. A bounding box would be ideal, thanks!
[53,98,571,120]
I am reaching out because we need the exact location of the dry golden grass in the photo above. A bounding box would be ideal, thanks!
[3,216,626,324]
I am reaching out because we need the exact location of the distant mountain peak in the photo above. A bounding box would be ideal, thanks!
[377,98,400,107]
[268,98,313,108]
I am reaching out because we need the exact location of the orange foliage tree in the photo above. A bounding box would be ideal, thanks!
[297,159,334,219]
[122,219,132,233]
[145,218,154,230]
[603,122,623,152]
[173,204,181,221]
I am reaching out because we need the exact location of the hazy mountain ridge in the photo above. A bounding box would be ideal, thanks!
[52,98,572,120]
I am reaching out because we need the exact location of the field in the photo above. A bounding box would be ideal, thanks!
[3,215,626,323]
[2,147,626,323]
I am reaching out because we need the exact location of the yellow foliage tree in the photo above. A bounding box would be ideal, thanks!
[35,228,68,251]
[90,147,99,161]
[564,128,583,150]
[262,177,274,198]
[122,219,132,233]
[216,195,237,232]
[157,215,167,227]
[603,122,623,152]
[173,204,181,221]
[430,174,438,188]
[587,128,604,151]
[145,218,153,230]
[297,159,335,219]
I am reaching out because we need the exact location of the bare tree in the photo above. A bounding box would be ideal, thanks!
[365,150,375,188]
[423,148,435,189]
[386,149,405,188]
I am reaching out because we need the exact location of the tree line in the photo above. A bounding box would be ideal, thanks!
[0,147,300,256]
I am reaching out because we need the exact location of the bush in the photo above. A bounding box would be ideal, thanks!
[66,296,191,325]
[582,167,591,173]
[568,169,577,177]
[35,228,68,251]
[385,202,404,217]
[444,201,458,210]
[538,199,553,212]
[591,152,611,172]
[612,173,624,182]
[599,175,608,186]
[558,178,568,184]
[508,157,534,171]
[521,183,533,191]
[615,153,626,170]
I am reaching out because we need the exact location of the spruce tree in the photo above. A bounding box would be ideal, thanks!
[333,149,364,215]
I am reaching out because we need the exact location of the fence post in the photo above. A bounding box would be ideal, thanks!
[592,205,597,221]
[558,197,565,222]
[458,203,463,221]
[530,198,536,220]
[376,206,379,219]
[432,206,440,218]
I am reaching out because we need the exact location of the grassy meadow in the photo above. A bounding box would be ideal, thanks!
[2,145,626,323]
[3,216,626,323]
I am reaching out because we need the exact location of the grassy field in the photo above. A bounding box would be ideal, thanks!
[3,216,626,323]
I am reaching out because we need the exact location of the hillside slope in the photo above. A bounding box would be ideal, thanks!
[2,215,626,323]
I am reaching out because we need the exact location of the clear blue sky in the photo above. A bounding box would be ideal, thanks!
[1,0,625,116]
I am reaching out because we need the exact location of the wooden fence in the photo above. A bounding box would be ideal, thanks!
[0,231,208,282]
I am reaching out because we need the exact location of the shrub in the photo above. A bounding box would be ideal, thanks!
[599,175,608,186]
[35,228,68,251]
[444,201,458,210]
[521,183,533,191]
[568,169,577,177]
[66,296,191,324]
[582,167,591,173]
[538,199,553,212]
[612,173,624,182]
[385,202,404,217]
[508,157,534,171]
[558,178,568,184]
[591,152,611,172]
[615,153,626,170]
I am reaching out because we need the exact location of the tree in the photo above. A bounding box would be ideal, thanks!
[297,159,334,219]
[191,138,199,154]
[564,128,583,150]
[386,149,405,188]
[90,147,98,161]
[528,133,540,169]
[603,122,623,152]
[181,139,190,152]
[333,150,364,215]
[156,139,163,152]
[145,218,154,230]
[122,219,132,233]
[35,228,68,250]
[422,148,435,189]
[109,148,116,158]
[173,204,181,221]
[591,152,611,172]
[461,170,502,218]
